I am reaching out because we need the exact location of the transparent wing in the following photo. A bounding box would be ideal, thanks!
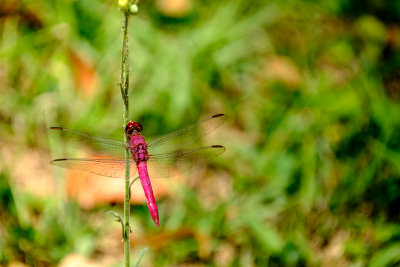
[49,127,128,158]
[146,145,226,178]
[50,145,225,179]
[50,158,138,178]
[147,114,226,155]
[50,115,226,179]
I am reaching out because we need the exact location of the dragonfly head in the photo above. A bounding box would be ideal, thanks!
[125,121,143,137]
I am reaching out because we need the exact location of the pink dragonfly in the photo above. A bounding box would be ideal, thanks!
[50,114,226,227]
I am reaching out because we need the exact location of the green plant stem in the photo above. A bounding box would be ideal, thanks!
[120,13,130,123]
[120,10,131,267]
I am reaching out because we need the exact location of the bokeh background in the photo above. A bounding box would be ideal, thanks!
[1,0,400,266]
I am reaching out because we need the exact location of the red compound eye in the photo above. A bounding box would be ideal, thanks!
[125,121,143,134]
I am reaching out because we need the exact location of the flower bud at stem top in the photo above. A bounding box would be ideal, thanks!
[118,0,129,11]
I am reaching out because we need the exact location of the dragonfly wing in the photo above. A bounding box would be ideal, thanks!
[146,114,226,155]
[146,145,226,178]
[49,127,128,158]
[51,158,138,178]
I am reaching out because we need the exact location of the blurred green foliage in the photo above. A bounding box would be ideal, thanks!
[1,0,400,266]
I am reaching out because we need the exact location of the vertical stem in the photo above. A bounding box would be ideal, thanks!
[121,12,130,125]
[120,10,131,267]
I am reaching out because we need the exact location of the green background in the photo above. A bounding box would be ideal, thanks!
[1,0,400,266]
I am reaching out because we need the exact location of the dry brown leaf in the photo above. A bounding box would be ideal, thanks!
[262,56,302,89]
[65,154,180,209]
[156,0,193,17]
[69,49,99,98]
[7,262,30,267]
[59,253,107,267]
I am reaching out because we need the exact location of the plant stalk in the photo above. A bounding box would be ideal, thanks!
[120,10,131,267]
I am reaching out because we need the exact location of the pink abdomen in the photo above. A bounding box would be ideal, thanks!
[137,161,159,227]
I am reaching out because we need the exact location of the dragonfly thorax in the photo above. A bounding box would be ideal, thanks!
[133,144,149,163]
[129,135,149,163]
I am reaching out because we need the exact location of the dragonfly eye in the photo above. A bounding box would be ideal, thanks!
[125,121,143,134]
[135,123,143,132]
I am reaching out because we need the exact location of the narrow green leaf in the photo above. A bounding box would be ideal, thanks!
[369,243,400,267]
[133,247,148,267]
